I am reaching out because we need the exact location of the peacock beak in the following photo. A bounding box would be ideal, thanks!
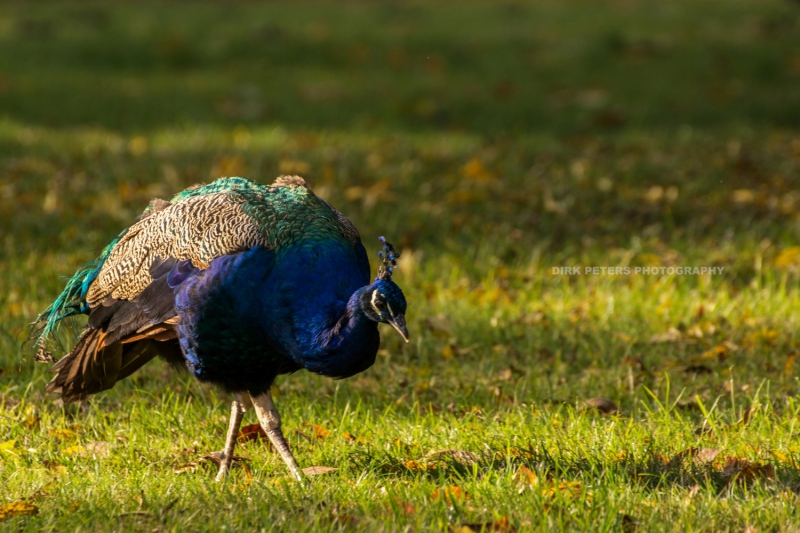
[388,314,409,343]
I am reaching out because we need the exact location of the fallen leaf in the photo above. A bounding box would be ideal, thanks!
[426,449,480,465]
[302,466,338,476]
[0,439,18,456]
[391,499,416,516]
[403,460,428,472]
[85,441,110,458]
[43,460,67,475]
[61,445,87,457]
[693,448,721,465]
[586,398,619,414]
[431,485,469,504]
[722,457,775,486]
[738,406,757,427]
[514,465,538,491]
[649,328,682,343]
[22,414,40,429]
[701,343,730,361]
[497,368,514,381]
[238,423,267,443]
[0,501,38,520]
[775,247,800,268]
[312,424,330,440]
[785,352,797,375]
[683,364,713,374]
[49,429,78,440]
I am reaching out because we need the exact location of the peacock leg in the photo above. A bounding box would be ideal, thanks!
[215,393,245,482]
[250,390,304,482]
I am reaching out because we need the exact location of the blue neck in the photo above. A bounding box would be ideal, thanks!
[299,286,379,377]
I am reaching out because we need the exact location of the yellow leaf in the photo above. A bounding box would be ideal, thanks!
[403,460,426,472]
[771,451,789,463]
[49,429,78,440]
[442,345,454,360]
[0,501,38,520]
[461,158,495,183]
[0,439,17,456]
[62,445,87,456]
[732,189,755,204]
[701,343,730,361]
[776,247,800,268]
[785,352,797,375]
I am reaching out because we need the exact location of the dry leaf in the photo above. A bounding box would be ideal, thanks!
[431,486,469,504]
[403,460,427,472]
[586,398,619,414]
[497,368,514,381]
[238,423,268,443]
[49,429,78,440]
[426,449,480,465]
[46,463,67,475]
[86,441,110,458]
[22,414,40,429]
[683,364,713,374]
[649,328,682,343]
[312,424,330,440]
[694,448,721,465]
[738,406,757,427]
[61,445,87,457]
[785,352,797,375]
[302,466,338,476]
[722,457,775,486]
[514,465,537,493]
[0,501,38,520]
[701,343,730,361]
[392,500,416,516]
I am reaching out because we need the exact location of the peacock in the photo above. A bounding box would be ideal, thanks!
[32,175,409,481]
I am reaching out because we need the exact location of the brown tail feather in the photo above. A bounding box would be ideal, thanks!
[46,325,179,403]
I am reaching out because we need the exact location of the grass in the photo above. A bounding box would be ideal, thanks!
[2,0,800,530]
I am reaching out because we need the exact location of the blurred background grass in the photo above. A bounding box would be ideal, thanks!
[2,1,800,530]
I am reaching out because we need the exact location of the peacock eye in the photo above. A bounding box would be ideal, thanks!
[375,299,387,310]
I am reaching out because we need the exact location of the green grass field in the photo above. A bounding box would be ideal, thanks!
[2,1,800,531]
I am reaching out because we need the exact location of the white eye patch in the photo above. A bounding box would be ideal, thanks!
[371,289,382,314]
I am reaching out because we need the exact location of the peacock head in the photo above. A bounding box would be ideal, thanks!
[360,237,409,342]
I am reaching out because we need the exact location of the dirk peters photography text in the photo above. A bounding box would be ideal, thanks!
[550,266,727,276]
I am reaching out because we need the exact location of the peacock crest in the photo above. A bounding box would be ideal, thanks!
[376,236,400,281]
